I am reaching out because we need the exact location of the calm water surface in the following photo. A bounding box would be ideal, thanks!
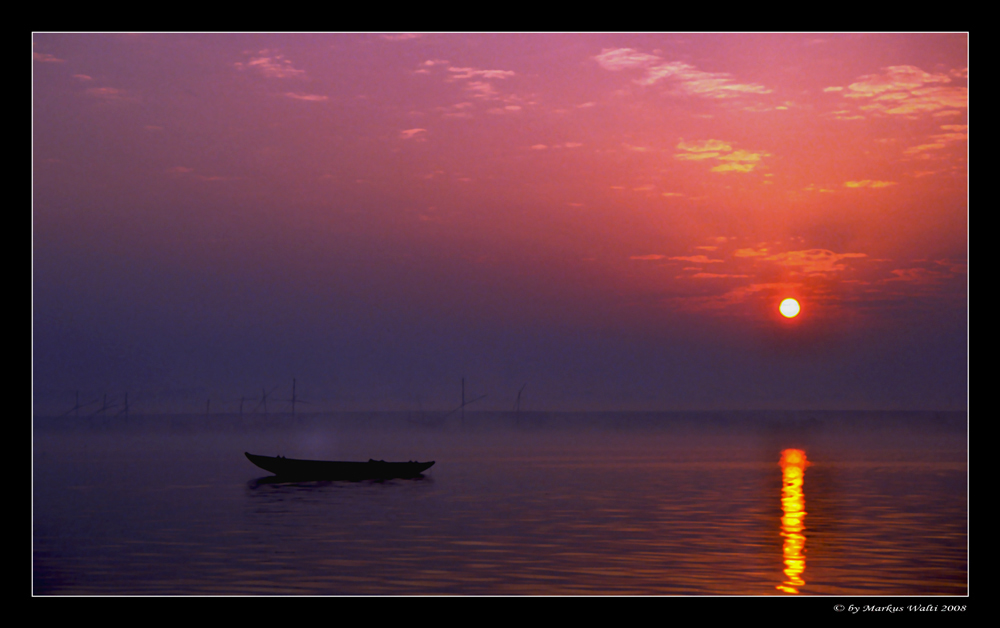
[33,411,967,595]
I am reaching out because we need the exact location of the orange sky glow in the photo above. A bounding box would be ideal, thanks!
[33,33,967,413]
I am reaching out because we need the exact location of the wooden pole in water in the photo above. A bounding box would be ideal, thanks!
[88,393,115,418]
[515,384,526,425]
[63,391,97,418]
[117,392,129,421]
[461,377,465,426]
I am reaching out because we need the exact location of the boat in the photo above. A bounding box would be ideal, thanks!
[244,452,434,481]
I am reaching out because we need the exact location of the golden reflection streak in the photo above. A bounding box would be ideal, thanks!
[777,448,809,593]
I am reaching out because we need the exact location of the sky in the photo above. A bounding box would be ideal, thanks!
[32,33,968,415]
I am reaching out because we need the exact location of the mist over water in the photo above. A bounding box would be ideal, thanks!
[33,411,966,595]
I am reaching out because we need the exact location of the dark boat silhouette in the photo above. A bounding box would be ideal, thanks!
[245,452,434,481]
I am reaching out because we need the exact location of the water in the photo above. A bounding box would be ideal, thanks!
[33,411,967,595]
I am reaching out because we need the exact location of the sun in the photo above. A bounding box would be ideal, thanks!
[779,298,800,318]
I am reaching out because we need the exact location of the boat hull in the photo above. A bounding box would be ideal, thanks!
[245,452,434,481]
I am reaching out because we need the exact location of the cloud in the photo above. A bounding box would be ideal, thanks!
[630,254,667,260]
[448,67,516,81]
[802,184,837,193]
[284,92,328,101]
[711,162,755,173]
[593,48,663,71]
[441,66,517,102]
[642,62,772,98]
[718,149,764,163]
[902,126,968,158]
[879,260,964,294]
[73,74,93,81]
[675,139,768,173]
[845,65,951,98]
[235,50,306,79]
[835,65,967,117]
[415,59,449,74]
[85,87,137,103]
[34,51,64,63]
[678,281,805,312]
[669,255,724,264]
[487,105,523,115]
[734,247,770,258]
[594,48,771,99]
[690,272,750,279]
[674,152,720,161]
[399,128,428,140]
[764,249,867,274]
[902,143,947,157]
[886,267,951,285]
[677,139,732,153]
[843,180,897,188]
[380,34,423,41]
[825,108,866,120]
[437,102,475,118]
[418,61,524,113]
[846,65,951,97]
[463,81,499,99]
[862,87,968,116]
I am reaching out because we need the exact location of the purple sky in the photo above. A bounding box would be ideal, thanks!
[33,33,967,414]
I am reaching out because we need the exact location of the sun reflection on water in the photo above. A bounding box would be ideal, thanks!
[777,448,809,594]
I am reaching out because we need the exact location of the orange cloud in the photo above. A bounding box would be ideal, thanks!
[690,273,750,279]
[676,140,768,173]
[285,92,328,101]
[764,249,868,274]
[845,65,951,97]
[594,48,772,99]
[835,65,967,117]
[844,180,897,188]
[448,67,517,81]
[234,50,307,79]
[677,139,732,153]
[711,163,755,173]
[400,128,428,140]
[669,255,724,264]
[85,87,137,103]
[34,51,64,63]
